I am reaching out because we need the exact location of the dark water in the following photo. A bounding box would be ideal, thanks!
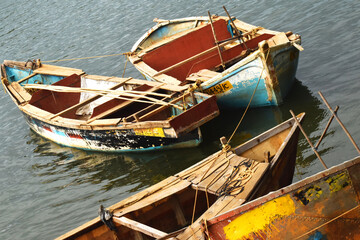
[1,1,359,239]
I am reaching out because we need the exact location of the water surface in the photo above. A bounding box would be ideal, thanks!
[0,1,359,239]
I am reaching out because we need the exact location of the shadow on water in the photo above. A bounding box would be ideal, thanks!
[26,78,330,197]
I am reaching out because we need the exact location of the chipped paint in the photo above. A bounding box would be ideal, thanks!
[134,127,165,138]
[223,194,295,240]
[294,172,351,206]
[23,114,201,152]
[326,172,350,193]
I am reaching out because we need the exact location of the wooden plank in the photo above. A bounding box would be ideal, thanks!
[169,195,187,226]
[185,152,236,184]
[17,73,38,84]
[7,84,25,103]
[138,92,189,121]
[112,216,167,238]
[49,77,133,119]
[177,162,270,240]
[198,156,252,195]
[86,85,163,124]
[33,64,84,76]
[10,82,32,102]
[124,93,176,122]
[112,178,191,218]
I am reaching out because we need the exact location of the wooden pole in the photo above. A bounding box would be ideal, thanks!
[290,110,328,169]
[314,105,339,149]
[207,11,226,70]
[318,91,360,154]
[222,6,249,51]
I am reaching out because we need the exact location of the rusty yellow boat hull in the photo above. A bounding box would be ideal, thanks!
[207,156,360,240]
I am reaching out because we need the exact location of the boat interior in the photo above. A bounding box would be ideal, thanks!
[2,64,210,125]
[63,119,297,239]
[140,19,275,82]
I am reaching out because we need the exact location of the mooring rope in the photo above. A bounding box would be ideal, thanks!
[227,49,271,145]
[190,49,271,229]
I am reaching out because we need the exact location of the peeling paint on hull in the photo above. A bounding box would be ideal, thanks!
[23,113,202,152]
[206,156,360,240]
[130,16,301,109]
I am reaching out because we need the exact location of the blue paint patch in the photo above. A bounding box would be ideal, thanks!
[307,230,327,240]
[5,66,64,85]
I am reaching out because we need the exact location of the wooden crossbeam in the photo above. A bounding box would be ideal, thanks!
[7,82,32,103]
[124,93,176,122]
[86,85,163,124]
[49,77,132,120]
[17,73,38,84]
[138,92,189,121]
[112,216,167,239]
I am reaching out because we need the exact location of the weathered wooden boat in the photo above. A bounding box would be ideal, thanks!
[128,11,303,109]
[206,156,360,240]
[1,60,220,152]
[56,112,304,239]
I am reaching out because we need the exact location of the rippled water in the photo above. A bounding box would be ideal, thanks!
[1,1,359,239]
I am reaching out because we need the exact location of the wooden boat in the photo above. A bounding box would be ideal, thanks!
[56,112,305,239]
[128,13,303,109]
[206,156,360,240]
[1,60,219,152]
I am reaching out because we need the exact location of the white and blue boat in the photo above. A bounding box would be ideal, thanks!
[129,14,303,108]
[1,60,219,152]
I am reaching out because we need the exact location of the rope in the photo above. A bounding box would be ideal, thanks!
[121,56,129,78]
[216,160,257,197]
[227,49,271,145]
[41,52,132,63]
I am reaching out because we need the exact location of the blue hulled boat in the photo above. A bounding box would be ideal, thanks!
[129,15,303,108]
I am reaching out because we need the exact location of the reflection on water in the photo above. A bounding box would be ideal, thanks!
[26,79,329,197]
[1,1,360,239]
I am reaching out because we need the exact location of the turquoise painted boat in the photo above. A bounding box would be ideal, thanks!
[129,15,303,108]
[1,60,219,152]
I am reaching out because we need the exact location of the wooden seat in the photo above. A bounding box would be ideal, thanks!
[7,82,32,104]
[186,69,218,82]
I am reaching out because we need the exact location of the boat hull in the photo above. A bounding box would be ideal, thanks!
[23,112,202,152]
[200,44,299,108]
[207,156,360,240]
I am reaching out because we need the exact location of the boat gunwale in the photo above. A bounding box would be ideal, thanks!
[2,61,218,132]
[207,155,360,225]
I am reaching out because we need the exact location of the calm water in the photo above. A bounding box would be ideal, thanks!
[1,0,360,239]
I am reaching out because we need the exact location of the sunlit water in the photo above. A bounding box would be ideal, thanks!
[0,1,359,239]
